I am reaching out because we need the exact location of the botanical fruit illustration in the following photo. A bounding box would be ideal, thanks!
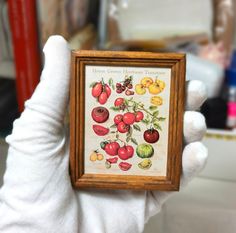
[138,159,152,170]
[118,145,134,160]
[97,153,104,161]
[90,151,104,162]
[106,157,118,164]
[117,121,130,133]
[114,98,124,107]
[104,84,111,97]
[125,90,134,96]
[98,91,108,105]
[135,77,166,104]
[148,79,165,95]
[110,97,165,145]
[135,111,144,122]
[92,82,103,97]
[123,112,136,125]
[141,77,153,87]
[90,78,113,104]
[90,151,97,161]
[91,106,109,123]
[136,143,154,158]
[119,162,132,171]
[150,96,163,106]
[115,76,134,95]
[148,83,162,95]
[113,114,123,124]
[93,125,109,136]
[89,75,167,172]
[135,84,146,95]
[143,128,159,143]
[104,141,120,156]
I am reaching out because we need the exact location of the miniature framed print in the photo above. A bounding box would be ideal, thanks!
[70,50,185,191]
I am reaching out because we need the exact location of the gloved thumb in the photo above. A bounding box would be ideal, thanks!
[6,36,71,154]
[25,35,70,126]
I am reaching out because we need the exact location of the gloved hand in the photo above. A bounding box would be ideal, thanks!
[0,36,208,233]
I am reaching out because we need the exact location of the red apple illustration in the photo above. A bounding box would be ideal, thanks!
[143,129,160,143]
[91,107,109,123]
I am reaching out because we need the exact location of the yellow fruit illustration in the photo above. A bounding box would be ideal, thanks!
[148,83,162,94]
[151,96,163,106]
[156,79,165,90]
[141,77,153,87]
[90,151,97,162]
[148,79,165,94]
[135,84,146,95]
[97,153,104,161]
[138,158,152,169]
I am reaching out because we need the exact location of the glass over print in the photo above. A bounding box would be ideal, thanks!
[84,66,171,177]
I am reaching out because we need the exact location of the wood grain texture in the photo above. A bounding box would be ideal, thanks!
[70,50,185,191]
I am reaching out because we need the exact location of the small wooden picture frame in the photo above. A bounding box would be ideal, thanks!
[70,50,185,191]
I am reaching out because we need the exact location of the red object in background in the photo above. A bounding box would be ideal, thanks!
[7,0,41,112]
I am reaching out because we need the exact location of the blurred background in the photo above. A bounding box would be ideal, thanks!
[0,0,236,232]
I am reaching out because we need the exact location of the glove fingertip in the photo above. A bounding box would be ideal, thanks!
[186,80,207,111]
[43,35,69,54]
[181,142,208,187]
[184,111,207,143]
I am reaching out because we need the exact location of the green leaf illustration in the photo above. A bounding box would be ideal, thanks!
[110,106,120,112]
[141,119,149,125]
[133,124,141,131]
[149,105,158,111]
[129,127,133,135]
[153,110,159,117]
[157,117,166,121]
[126,137,131,143]
[108,78,113,86]
[110,124,117,128]
[153,123,162,131]
[126,131,131,137]
[131,138,138,145]
[124,99,129,106]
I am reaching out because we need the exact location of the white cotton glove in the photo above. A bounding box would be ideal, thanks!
[0,36,208,233]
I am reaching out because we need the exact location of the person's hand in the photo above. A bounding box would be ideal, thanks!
[0,36,207,233]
